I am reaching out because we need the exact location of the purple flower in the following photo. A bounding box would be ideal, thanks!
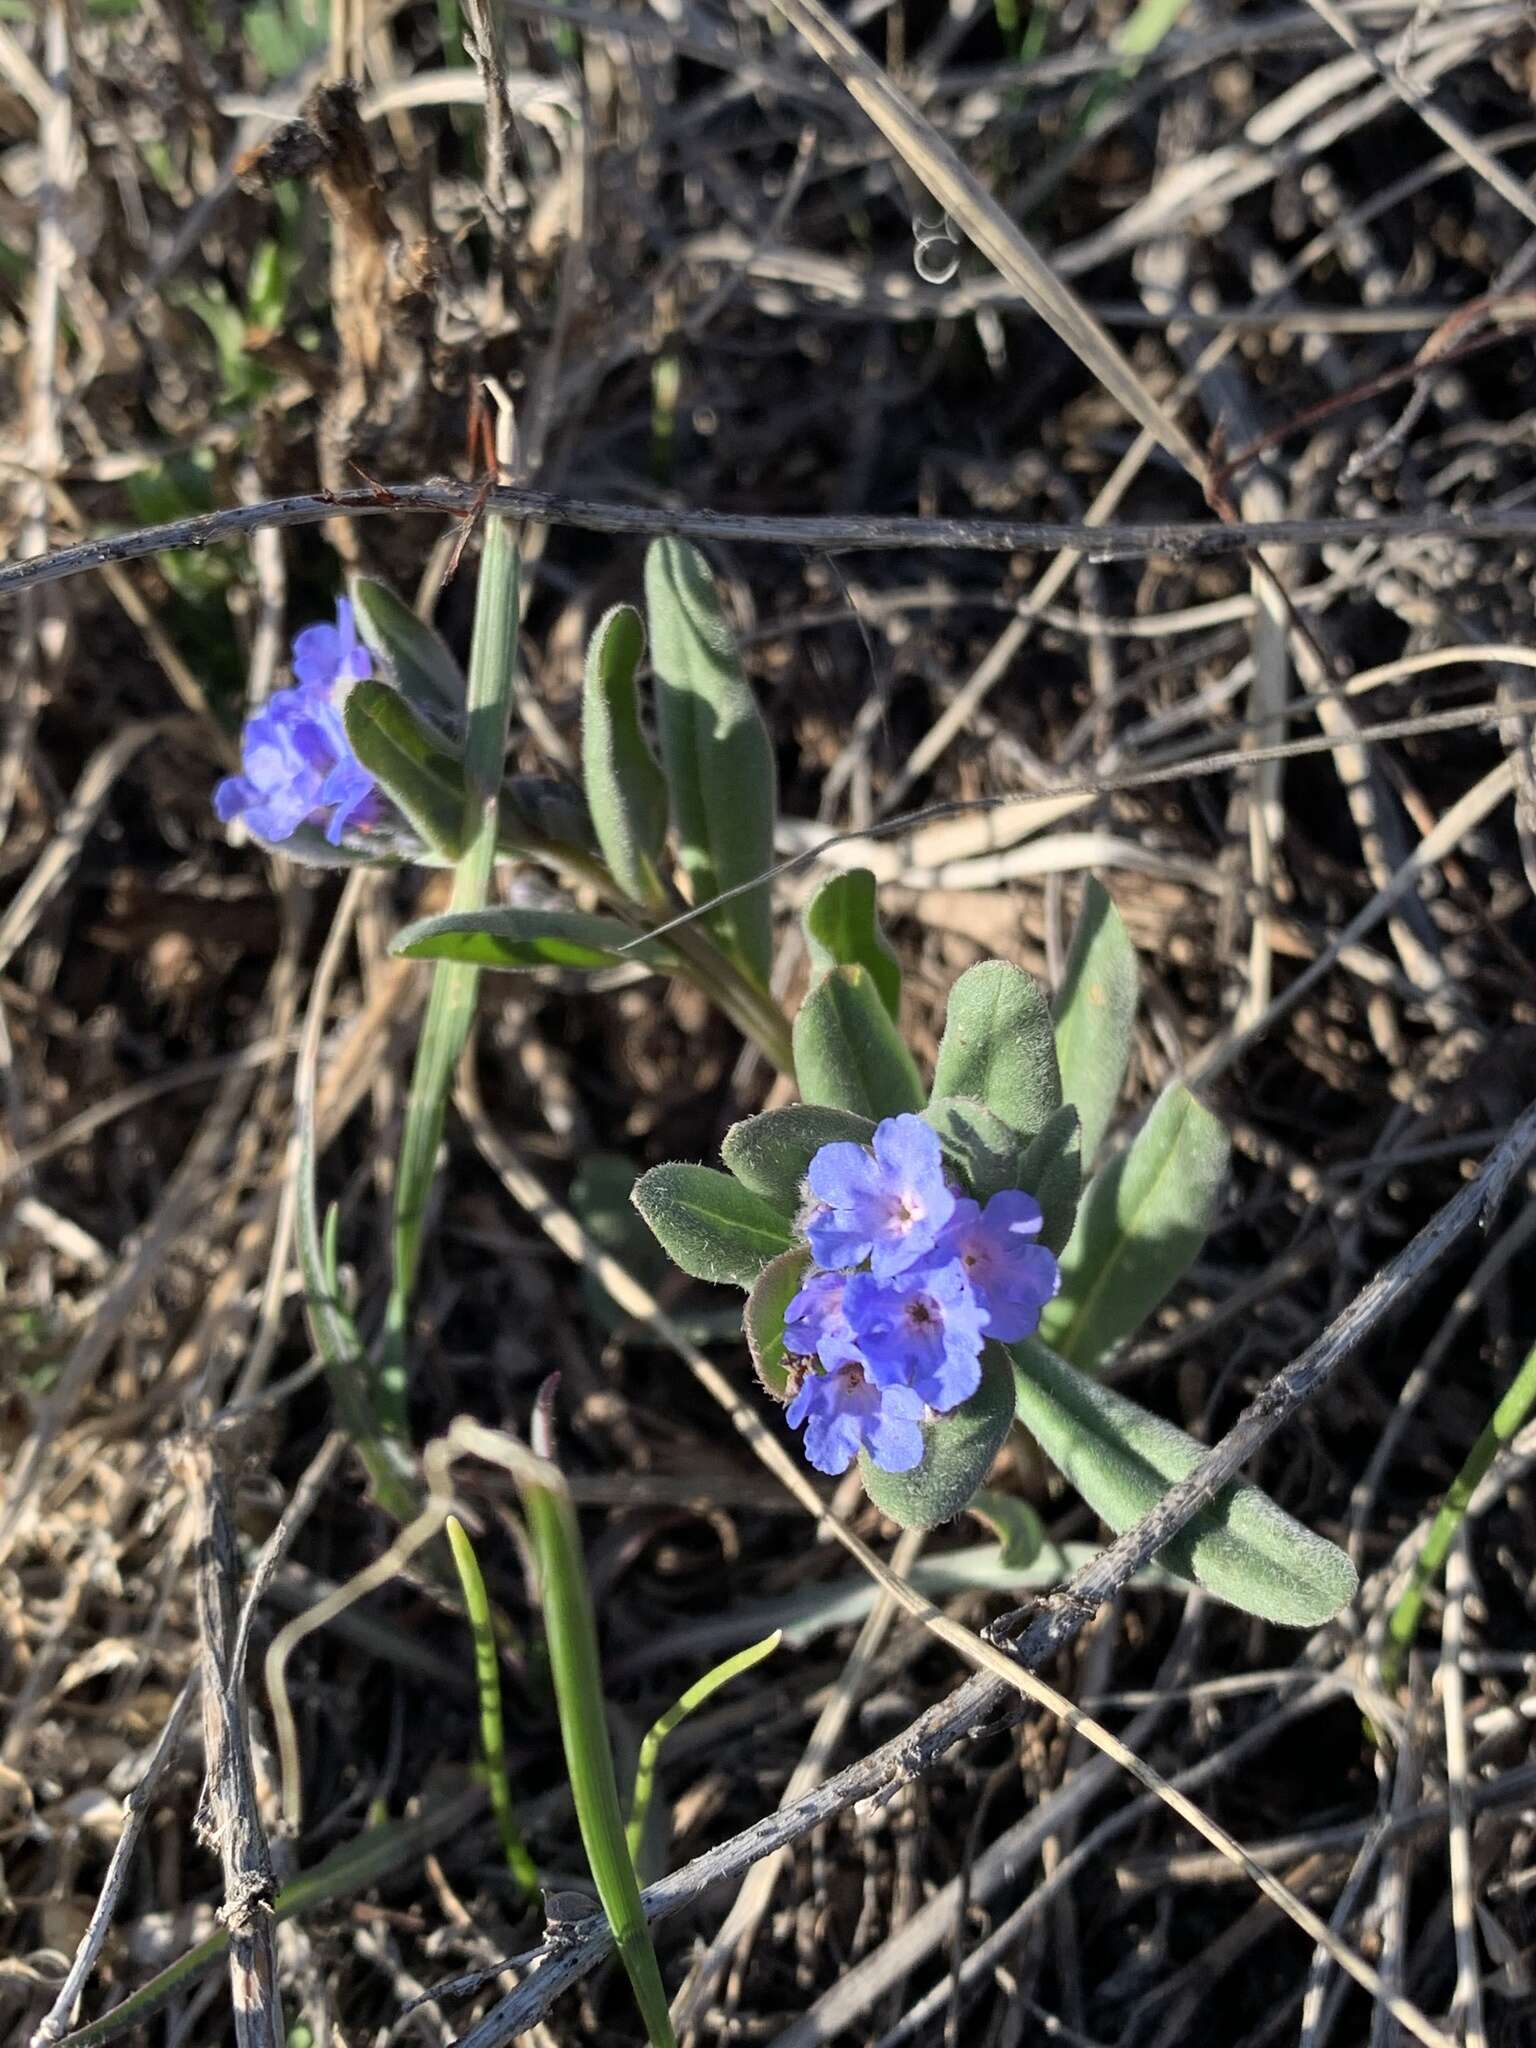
[291,597,373,693]
[804,1115,956,1279]
[214,599,382,846]
[844,1258,986,1413]
[933,1189,1060,1342]
[786,1361,926,1475]
[784,1269,858,1369]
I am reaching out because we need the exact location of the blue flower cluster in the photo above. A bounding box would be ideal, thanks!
[784,1115,1060,1476]
[214,599,382,846]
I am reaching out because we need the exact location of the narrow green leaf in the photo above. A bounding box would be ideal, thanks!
[1011,1337,1358,1625]
[344,678,467,858]
[803,868,901,1020]
[743,1245,812,1397]
[632,1163,797,1288]
[1053,879,1139,1167]
[444,1516,538,1894]
[860,1342,1017,1528]
[792,965,925,1120]
[514,1409,678,2047]
[922,1095,1029,1202]
[1018,1104,1083,1256]
[352,577,466,720]
[581,603,670,908]
[392,907,668,973]
[721,1104,875,1215]
[931,961,1062,1142]
[645,538,776,985]
[626,1632,780,1872]
[966,1488,1045,1569]
[1041,1084,1230,1370]
[385,515,521,1429]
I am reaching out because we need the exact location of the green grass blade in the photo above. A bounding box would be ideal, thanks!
[626,1633,780,1868]
[517,1390,678,2047]
[1382,1336,1536,1689]
[384,513,520,1432]
[445,1515,539,1894]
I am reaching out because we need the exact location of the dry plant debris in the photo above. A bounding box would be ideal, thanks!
[2,1,1535,2045]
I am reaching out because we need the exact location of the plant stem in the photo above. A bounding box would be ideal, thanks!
[518,1390,678,2048]
[445,1516,540,1895]
[1382,1336,1536,1690]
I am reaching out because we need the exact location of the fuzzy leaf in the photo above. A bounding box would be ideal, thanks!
[803,869,901,1021]
[581,604,669,907]
[1041,1085,1230,1370]
[1018,1105,1083,1256]
[792,965,925,1120]
[1011,1337,1358,1625]
[744,1246,811,1398]
[860,1342,1015,1529]
[352,578,466,720]
[392,907,667,973]
[931,961,1062,1143]
[721,1104,875,1216]
[632,1163,797,1288]
[1054,879,1139,1168]
[645,539,776,984]
[344,679,467,858]
[966,1489,1045,1569]
[922,1096,1030,1202]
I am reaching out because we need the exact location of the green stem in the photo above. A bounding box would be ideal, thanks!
[445,1516,539,1895]
[518,1392,677,2048]
[1382,1337,1536,1690]
[625,1633,779,1869]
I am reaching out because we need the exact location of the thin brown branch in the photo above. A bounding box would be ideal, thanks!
[6,483,1536,603]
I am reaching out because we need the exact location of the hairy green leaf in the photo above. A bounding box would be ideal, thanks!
[352,578,466,720]
[931,961,1062,1142]
[1054,879,1139,1168]
[581,604,669,907]
[803,868,901,1020]
[1018,1104,1083,1256]
[392,907,668,973]
[743,1245,811,1398]
[632,1163,797,1288]
[344,679,467,858]
[860,1343,1015,1528]
[1011,1337,1358,1625]
[721,1104,875,1215]
[1042,1084,1229,1370]
[792,965,925,1120]
[645,539,776,984]
[922,1095,1029,1202]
